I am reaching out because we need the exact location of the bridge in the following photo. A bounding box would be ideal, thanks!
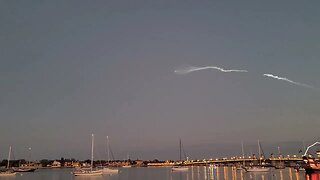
[147,156,307,167]
[183,156,303,166]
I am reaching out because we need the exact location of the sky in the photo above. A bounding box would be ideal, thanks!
[1,0,320,161]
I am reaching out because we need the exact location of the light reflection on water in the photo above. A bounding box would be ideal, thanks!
[0,166,315,180]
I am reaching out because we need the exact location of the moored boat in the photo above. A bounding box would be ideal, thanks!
[102,167,119,174]
[171,139,189,172]
[72,134,102,176]
[0,146,16,176]
[102,136,119,174]
[243,140,270,172]
[244,166,270,172]
[274,146,285,169]
[274,164,286,169]
[171,166,189,172]
[13,167,37,172]
[73,168,102,176]
[0,169,16,176]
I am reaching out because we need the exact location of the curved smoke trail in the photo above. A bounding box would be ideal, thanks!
[174,66,248,75]
[263,74,313,88]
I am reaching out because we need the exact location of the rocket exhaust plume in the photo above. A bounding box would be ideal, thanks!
[263,73,313,88]
[174,65,248,75]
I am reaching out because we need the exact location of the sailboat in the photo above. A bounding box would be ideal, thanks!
[73,134,102,176]
[13,147,37,172]
[274,146,285,169]
[102,136,119,174]
[171,139,188,172]
[237,141,246,170]
[122,154,132,168]
[0,146,16,176]
[244,140,270,172]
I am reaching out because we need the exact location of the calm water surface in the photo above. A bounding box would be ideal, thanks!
[0,166,315,180]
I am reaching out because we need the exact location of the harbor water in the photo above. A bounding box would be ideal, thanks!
[0,166,316,180]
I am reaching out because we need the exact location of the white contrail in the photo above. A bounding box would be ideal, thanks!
[174,66,248,75]
[263,73,313,88]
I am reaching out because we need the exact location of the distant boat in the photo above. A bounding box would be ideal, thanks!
[0,169,16,176]
[171,166,189,172]
[102,136,119,174]
[244,140,270,172]
[121,153,132,168]
[0,146,16,176]
[171,139,188,172]
[236,141,246,170]
[13,147,37,172]
[102,167,119,174]
[274,146,285,169]
[73,168,102,176]
[72,134,102,176]
[274,164,286,169]
[13,167,36,172]
[294,165,305,172]
[244,166,270,172]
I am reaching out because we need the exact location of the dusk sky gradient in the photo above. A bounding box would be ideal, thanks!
[1,0,320,161]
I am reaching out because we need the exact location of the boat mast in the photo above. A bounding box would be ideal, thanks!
[241,141,245,158]
[258,140,261,165]
[107,136,110,163]
[278,146,282,163]
[91,134,94,172]
[29,147,32,167]
[302,141,307,152]
[241,141,245,166]
[7,146,12,169]
[179,139,182,161]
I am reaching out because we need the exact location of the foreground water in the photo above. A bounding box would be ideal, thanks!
[0,166,316,180]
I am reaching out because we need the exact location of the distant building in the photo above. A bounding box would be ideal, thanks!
[81,162,91,168]
[51,160,61,168]
[64,161,80,167]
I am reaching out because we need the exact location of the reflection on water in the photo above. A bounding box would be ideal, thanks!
[175,166,308,180]
[0,166,315,180]
[171,166,307,180]
[172,166,310,180]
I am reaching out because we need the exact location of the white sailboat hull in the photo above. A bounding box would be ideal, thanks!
[13,167,37,172]
[0,173,16,176]
[171,166,189,172]
[102,167,119,174]
[73,170,102,176]
[245,167,270,172]
[0,169,16,176]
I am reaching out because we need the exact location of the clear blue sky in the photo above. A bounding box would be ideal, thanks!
[1,0,320,160]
